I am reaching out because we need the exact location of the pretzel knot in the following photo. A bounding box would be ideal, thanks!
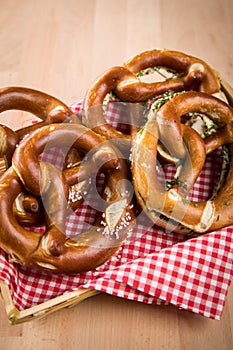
[132,91,233,234]
[83,49,220,150]
[0,123,135,273]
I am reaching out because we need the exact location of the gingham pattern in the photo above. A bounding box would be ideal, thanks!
[0,101,233,320]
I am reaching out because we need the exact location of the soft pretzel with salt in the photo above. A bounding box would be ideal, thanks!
[0,123,135,273]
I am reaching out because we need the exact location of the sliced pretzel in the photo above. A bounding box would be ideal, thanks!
[154,91,233,159]
[83,49,220,150]
[0,123,135,273]
[131,91,233,234]
[122,49,220,97]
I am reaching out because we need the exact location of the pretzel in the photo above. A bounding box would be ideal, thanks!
[83,49,220,150]
[0,123,135,273]
[0,86,80,140]
[131,91,233,234]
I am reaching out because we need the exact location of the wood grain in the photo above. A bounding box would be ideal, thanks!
[0,0,233,349]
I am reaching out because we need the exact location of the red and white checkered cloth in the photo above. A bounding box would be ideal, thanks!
[0,101,233,320]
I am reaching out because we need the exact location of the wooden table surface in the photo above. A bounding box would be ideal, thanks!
[0,1,233,349]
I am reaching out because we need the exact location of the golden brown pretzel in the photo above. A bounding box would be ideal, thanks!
[0,123,135,273]
[131,91,233,234]
[83,49,220,150]
[0,86,80,139]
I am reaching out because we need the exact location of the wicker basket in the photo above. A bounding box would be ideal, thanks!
[0,282,99,324]
[0,79,233,325]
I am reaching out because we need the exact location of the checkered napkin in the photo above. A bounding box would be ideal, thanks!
[0,101,233,320]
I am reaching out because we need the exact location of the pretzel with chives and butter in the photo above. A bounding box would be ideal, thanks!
[0,123,135,273]
[83,49,220,151]
[131,91,233,234]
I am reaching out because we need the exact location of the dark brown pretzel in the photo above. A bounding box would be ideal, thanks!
[0,123,135,273]
[131,91,233,234]
[83,50,220,150]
